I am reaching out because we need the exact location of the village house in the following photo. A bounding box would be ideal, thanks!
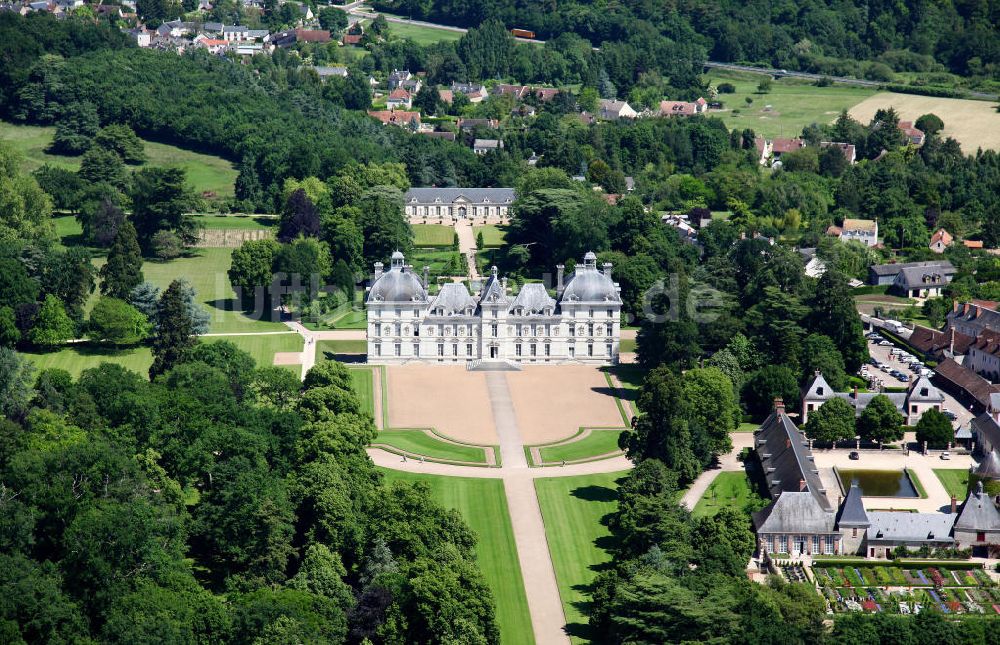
[192,35,230,54]
[820,141,857,164]
[367,109,422,129]
[597,99,637,120]
[472,138,503,155]
[388,69,422,93]
[868,260,954,287]
[964,331,1000,381]
[801,371,944,426]
[657,97,707,116]
[365,252,621,365]
[892,265,953,298]
[827,218,879,247]
[403,187,515,221]
[451,82,488,102]
[929,228,954,253]
[797,248,827,278]
[456,118,499,131]
[899,121,926,146]
[313,66,349,80]
[386,88,413,110]
[493,84,531,100]
[128,26,153,47]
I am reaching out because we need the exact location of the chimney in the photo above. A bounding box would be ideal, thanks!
[556,264,564,295]
[949,328,955,354]
[374,261,384,279]
[423,265,430,289]
[964,302,971,315]
[799,478,807,491]
[950,495,957,513]
[853,386,859,399]
[602,262,613,280]
[953,300,960,313]
[774,398,785,414]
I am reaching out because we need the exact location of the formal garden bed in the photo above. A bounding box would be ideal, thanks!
[811,563,1000,615]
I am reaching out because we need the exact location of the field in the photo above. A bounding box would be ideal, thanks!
[473,225,508,248]
[535,471,625,641]
[193,215,277,230]
[0,121,238,198]
[849,92,1000,152]
[704,70,876,140]
[378,469,534,644]
[384,18,464,45]
[22,333,302,377]
[412,224,455,247]
[933,469,970,499]
[691,471,766,519]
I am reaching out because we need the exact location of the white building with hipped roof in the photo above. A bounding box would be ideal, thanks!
[365,251,621,365]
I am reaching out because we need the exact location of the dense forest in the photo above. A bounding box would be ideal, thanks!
[373,0,1000,82]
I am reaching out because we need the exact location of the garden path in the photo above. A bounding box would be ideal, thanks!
[454,220,480,281]
[679,433,755,509]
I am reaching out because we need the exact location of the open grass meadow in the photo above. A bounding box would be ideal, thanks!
[374,429,490,464]
[378,469,534,645]
[849,92,1000,152]
[22,333,301,378]
[535,471,625,642]
[383,18,464,45]
[933,469,970,499]
[193,214,277,230]
[412,224,455,247]
[0,121,238,199]
[703,70,876,140]
[87,248,288,334]
[691,471,767,519]
[473,225,508,248]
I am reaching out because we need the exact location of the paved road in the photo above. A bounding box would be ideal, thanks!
[679,433,755,509]
[454,220,480,281]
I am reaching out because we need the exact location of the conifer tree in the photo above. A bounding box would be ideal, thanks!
[99,220,144,299]
[150,280,196,379]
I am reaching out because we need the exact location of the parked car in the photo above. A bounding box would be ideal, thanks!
[940,452,951,460]
[879,340,893,346]
[898,374,910,382]
[868,358,879,367]
[849,451,860,460]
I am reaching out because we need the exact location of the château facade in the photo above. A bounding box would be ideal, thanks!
[365,251,621,365]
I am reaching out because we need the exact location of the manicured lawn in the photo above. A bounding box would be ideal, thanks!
[348,366,375,417]
[537,429,624,464]
[933,469,970,499]
[619,338,636,353]
[385,19,464,45]
[203,333,303,369]
[329,309,367,329]
[473,224,508,248]
[409,249,463,279]
[535,472,625,641]
[89,248,288,333]
[23,344,153,378]
[379,469,533,644]
[704,70,876,140]
[193,214,277,230]
[317,339,367,356]
[412,224,455,247]
[691,471,766,519]
[0,120,238,199]
[736,422,759,432]
[23,334,302,379]
[374,429,489,464]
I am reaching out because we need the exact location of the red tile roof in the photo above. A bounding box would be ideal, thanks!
[771,138,806,153]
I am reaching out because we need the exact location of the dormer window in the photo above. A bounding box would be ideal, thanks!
[817,387,824,396]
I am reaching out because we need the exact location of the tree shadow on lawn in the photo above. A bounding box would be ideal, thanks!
[320,351,366,364]
[570,484,618,503]
[204,298,283,323]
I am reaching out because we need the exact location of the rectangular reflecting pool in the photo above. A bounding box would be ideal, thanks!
[837,469,919,498]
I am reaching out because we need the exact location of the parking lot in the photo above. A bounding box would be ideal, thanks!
[864,336,975,430]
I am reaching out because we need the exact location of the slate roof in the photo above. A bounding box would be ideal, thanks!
[754,409,832,510]
[511,283,555,314]
[867,512,956,543]
[955,482,1000,531]
[976,450,1000,478]
[367,254,427,303]
[971,413,1000,457]
[908,375,945,403]
[753,491,836,534]
[869,260,955,278]
[948,301,1000,336]
[429,282,476,316]
[404,188,515,204]
[836,483,870,528]
[561,253,621,304]
[895,265,952,291]
[479,267,508,305]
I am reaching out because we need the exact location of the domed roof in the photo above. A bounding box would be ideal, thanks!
[367,254,427,303]
[560,253,620,303]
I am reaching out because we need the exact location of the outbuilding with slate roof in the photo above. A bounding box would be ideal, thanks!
[953,481,1000,551]
[404,187,516,222]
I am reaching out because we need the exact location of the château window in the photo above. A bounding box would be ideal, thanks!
[437,344,444,356]
[516,344,522,357]
[394,343,401,356]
